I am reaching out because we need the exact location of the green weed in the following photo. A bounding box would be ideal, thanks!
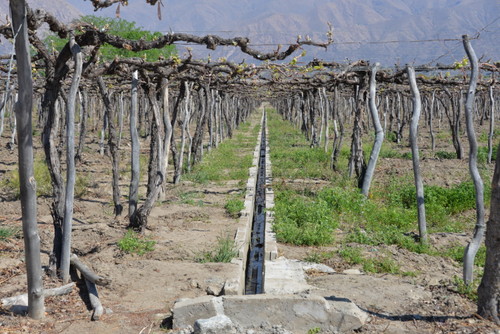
[362,256,400,274]
[304,251,334,263]
[445,244,486,267]
[117,230,155,255]
[0,227,20,241]
[196,234,237,263]
[272,190,337,246]
[75,173,90,198]
[452,274,482,301]
[186,124,255,183]
[179,191,205,206]
[268,112,335,180]
[435,151,456,159]
[1,157,52,199]
[224,197,244,218]
[478,145,498,164]
[399,182,488,215]
[338,246,364,265]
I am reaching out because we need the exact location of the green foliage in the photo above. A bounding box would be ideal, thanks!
[75,173,90,198]
[378,146,403,159]
[362,256,401,274]
[224,197,244,218]
[45,15,176,62]
[345,227,429,254]
[1,157,52,199]
[478,129,500,143]
[435,151,456,159]
[338,246,403,275]
[307,328,322,334]
[386,132,398,143]
[0,227,20,241]
[338,246,364,265]
[452,274,482,301]
[117,230,155,255]
[304,252,326,263]
[445,244,486,267]
[272,190,338,246]
[268,112,334,180]
[186,120,255,183]
[399,181,488,215]
[477,145,498,164]
[179,191,204,206]
[196,234,237,263]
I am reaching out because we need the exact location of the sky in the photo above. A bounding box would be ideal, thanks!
[1,0,499,66]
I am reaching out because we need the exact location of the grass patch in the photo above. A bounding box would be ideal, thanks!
[196,233,237,263]
[185,119,256,183]
[304,251,335,263]
[266,107,491,275]
[224,197,244,218]
[478,145,498,164]
[338,246,364,265]
[75,173,90,198]
[445,244,486,267]
[362,256,401,274]
[435,151,456,159]
[1,157,52,199]
[117,230,155,255]
[272,189,338,246]
[451,273,483,301]
[0,227,20,241]
[179,191,205,206]
[338,246,404,275]
[268,111,334,180]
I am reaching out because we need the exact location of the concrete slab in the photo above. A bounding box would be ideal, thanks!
[264,257,315,294]
[172,294,368,333]
[172,296,221,329]
[193,314,233,334]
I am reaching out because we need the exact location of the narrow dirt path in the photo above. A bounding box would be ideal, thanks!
[0,111,264,333]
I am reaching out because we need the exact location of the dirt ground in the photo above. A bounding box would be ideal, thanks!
[1,111,499,334]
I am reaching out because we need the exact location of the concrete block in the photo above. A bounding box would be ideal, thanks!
[221,294,368,333]
[222,277,241,296]
[327,297,370,332]
[193,315,234,334]
[172,296,219,329]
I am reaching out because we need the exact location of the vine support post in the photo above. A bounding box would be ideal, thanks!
[407,66,427,245]
[348,79,367,186]
[429,90,436,151]
[487,85,495,164]
[477,143,500,323]
[461,34,485,285]
[361,63,384,197]
[128,70,140,222]
[10,0,45,318]
[60,35,83,283]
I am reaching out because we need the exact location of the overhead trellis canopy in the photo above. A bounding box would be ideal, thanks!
[0,5,498,100]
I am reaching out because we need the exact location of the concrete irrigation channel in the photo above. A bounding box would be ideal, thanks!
[171,109,369,333]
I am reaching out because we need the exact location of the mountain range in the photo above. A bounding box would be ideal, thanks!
[1,0,499,66]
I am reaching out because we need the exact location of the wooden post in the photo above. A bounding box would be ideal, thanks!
[462,34,486,285]
[10,0,45,319]
[129,71,140,220]
[60,35,83,283]
[361,63,384,197]
[407,66,428,244]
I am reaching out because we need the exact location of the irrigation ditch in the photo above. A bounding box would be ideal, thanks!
[171,108,368,333]
[244,111,267,295]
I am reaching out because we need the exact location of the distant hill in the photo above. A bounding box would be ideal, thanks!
[1,0,499,66]
[0,0,82,54]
